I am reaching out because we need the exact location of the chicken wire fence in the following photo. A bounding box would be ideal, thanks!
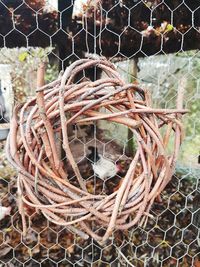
[0,0,200,266]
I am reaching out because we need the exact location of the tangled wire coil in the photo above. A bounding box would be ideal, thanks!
[6,57,187,243]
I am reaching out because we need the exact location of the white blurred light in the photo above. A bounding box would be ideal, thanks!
[47,0,88,15]
[47,0,58,10]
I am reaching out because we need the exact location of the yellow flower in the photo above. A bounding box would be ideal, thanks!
[166,24,174,32]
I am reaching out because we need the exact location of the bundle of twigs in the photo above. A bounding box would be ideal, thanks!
[6,57,187,243]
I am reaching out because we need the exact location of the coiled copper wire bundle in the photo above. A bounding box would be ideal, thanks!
[6,57,187,243]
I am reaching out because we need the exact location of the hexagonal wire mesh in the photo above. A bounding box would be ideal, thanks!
[0,0,200,266]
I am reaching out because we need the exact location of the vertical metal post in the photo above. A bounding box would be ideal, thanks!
[126,58,138,156]
[58,0,75,71]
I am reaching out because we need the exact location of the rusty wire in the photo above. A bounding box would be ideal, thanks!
[6,57,187,244]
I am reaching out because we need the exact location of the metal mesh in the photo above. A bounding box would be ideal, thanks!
[0,0,200,266]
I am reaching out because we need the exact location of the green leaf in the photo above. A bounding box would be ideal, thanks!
[18,52,28,62]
